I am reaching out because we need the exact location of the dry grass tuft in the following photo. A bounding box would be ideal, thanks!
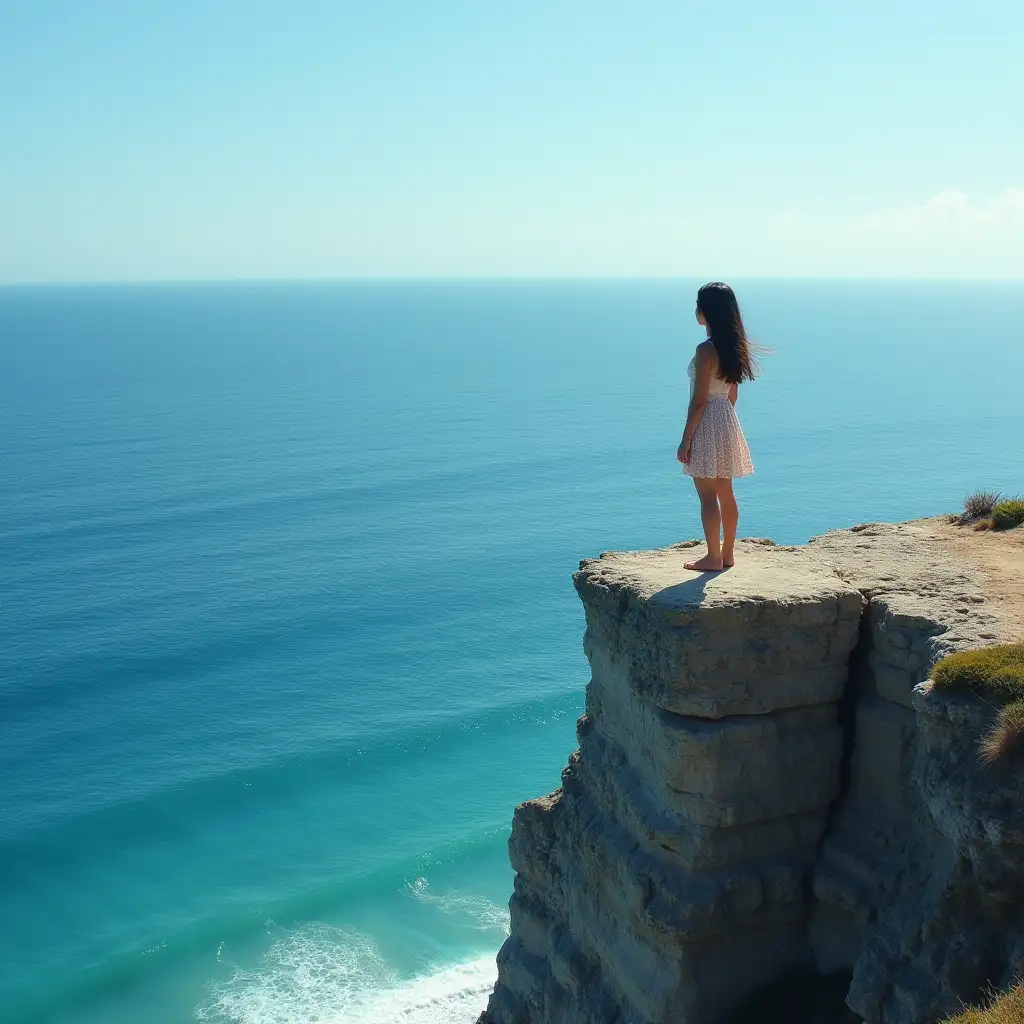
[942,982,1024,1023]
[980,700,1024,762]
[962,490,1002,523]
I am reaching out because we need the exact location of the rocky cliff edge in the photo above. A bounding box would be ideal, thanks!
[478,521,1024,1024]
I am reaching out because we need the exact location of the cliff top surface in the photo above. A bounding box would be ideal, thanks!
[920,516,1024,635]
[484,515,1024,1024]
[580,518,1021,649]
[577,539,857,615]
[813,518,1022,650]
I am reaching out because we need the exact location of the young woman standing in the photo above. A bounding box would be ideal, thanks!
[676,282,757,571]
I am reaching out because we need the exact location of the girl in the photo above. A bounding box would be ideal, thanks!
[676,282,757,571]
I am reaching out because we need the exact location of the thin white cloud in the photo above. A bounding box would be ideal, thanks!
[852,188,1024,235]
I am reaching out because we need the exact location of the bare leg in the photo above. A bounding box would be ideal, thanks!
[684,477,724,571]
[717,478,738,567]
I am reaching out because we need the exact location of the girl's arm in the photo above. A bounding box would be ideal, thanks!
[678,343,713,463]
[729,381,738,406]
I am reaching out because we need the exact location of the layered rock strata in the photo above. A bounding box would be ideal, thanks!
[479,522,1024,1024]
[808,522,1022,1023]
[482,542,864,1023]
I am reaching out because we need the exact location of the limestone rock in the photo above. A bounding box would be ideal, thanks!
[843,682,1024,1024]
[479,523,1024,1024]
[807,522,1023,1023]
[481,542,863,1024]
[576,542,863,719]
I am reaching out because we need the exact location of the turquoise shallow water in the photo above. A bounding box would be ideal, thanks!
[1,280,1022,1024]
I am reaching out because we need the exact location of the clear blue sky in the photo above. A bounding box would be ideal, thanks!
[2,0,1022,282]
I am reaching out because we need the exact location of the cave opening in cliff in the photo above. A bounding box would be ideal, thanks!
[724,970,860,1024]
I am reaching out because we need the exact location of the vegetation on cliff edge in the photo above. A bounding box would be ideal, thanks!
[959,490,1024,531]
[932,645,1024,761]
[992,499,1024,531]
[941,981,1024,1023]
[933,645,1024,701]
[960,490,1002,523]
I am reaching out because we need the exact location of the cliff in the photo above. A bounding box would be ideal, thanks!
[478,521,1024,1024]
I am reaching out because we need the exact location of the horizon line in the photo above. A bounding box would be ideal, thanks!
[3,272,1024,289]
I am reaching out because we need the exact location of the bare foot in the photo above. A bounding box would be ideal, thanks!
[722,551,735,568]
[683,554,725,572]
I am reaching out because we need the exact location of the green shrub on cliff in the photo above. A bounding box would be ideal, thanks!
[932,645,1024,761]
[932,645,1024,703]
[992,499,1024,531]
[941,981,1024,1023]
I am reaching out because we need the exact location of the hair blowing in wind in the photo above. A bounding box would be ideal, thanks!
[696,282,759,384]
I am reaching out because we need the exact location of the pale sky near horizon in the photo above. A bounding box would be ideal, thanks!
[2,0,1023,283]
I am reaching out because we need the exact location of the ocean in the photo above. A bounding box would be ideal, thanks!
[1,280,1022,1024]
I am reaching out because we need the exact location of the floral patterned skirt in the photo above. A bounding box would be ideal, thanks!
[683,396,754,479]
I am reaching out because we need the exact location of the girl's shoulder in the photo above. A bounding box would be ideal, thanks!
[695,339,717,364]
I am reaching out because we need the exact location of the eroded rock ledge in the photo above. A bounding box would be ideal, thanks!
[479,522,1024,1024]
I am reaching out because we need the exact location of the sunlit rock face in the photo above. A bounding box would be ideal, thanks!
[478,523,1023,1024]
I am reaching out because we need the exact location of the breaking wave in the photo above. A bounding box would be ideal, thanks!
[195,904,504,1024]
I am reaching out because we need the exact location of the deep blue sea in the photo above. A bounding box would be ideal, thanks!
[1,280,1022,1024]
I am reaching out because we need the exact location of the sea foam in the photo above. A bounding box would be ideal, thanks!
[195,919,499,1024]
[406,876,511,933]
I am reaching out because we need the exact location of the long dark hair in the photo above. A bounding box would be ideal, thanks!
[696,282,758,384]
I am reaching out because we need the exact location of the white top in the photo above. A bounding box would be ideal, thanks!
[687,354,732,398]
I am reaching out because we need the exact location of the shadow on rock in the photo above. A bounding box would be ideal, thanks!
[725,971,861,1024]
